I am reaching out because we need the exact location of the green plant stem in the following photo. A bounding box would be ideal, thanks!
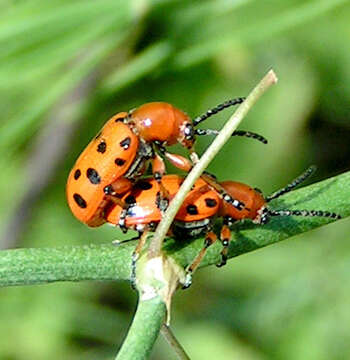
[0,244,132,286]
[1,158,348,288]
[148,69,278,258]
[161,324,191,360]
[100,41,172,94]
[115,296,166,360]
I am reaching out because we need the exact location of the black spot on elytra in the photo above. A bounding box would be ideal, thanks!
[74,169,81,180]
[115,158,126,166]
[97,141,107,153]
[95,132,102,140]
[86,168,101,184]
[186,204,198,215]
[120,137,131,150]
[73,193,87,208]
[205,198,217,208]
[125,195,136,205]
[135,181,153,190]
[115,117,125,122]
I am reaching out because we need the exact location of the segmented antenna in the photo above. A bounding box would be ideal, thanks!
[193,97,245,126]
[268,209,341,220]
[266,165,317,202]
[195,129,267,144]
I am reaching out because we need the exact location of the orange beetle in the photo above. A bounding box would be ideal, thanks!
[107,167,340,288]
[66,113,147,226]
[188,166,341,276]
[67,100,267,226]
[126,100,267,168]
[105,174,220,283]
[106,175,220,233]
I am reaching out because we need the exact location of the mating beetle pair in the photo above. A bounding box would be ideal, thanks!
[66,100,341,282]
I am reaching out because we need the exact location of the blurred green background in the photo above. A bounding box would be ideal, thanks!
[1,0,350,359]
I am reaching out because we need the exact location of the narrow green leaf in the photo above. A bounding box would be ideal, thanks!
[0,170,348,287]
[173,0,349,69]
[101,41,173,94]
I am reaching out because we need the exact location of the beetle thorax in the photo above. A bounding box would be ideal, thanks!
[129,102,191,146]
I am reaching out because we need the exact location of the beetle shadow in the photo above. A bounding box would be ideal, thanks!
[163,229,205,253]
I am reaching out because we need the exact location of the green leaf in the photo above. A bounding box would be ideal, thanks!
[0,170,348,287]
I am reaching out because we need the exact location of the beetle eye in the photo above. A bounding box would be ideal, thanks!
[184,123,195,140]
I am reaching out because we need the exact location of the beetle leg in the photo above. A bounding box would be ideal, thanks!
[103,178,137,227]
[156,139,196,170]
[118,206,129,234]
[152,153,166,180]
[164,152,193,172]
[103,178,133,209]
[189,149,200,165]
[183,231,218,289]
[152,154,170,197]
[162,152,246,212]
[105,177,133,197]
[216,225,231,267]
[151,153,171,214]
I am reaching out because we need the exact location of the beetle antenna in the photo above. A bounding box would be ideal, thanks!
[195,129,267,144]
[266,165,317,202]
[267,209,341,220]
[193,97,245,126]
